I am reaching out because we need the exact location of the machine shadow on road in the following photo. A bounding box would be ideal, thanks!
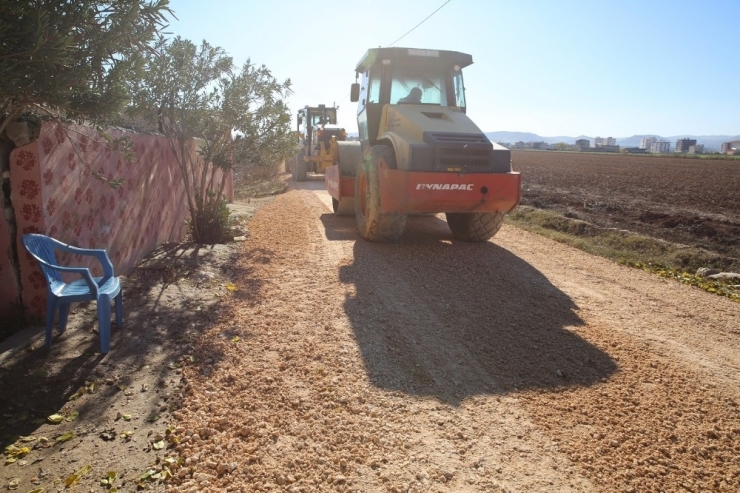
[328,213,619,406]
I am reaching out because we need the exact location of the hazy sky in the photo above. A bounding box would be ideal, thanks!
[165,0,739,138]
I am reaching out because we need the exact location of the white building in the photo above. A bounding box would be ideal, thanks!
[594,136,617,147]
[649,141,671,153]
[639,137,657,149]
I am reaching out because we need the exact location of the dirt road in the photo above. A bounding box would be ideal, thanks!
[172,178,740,492]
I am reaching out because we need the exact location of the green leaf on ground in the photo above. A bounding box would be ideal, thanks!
[100,470,117,487]
[64,464,92,487]
[55,431,74,443]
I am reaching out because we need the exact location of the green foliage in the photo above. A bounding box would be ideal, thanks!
[624,261,740,303]
[192,194,232,245]
[0,0,171,133]
[129,37,295,244]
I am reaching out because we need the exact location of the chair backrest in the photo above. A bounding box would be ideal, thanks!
[22,234,63,285]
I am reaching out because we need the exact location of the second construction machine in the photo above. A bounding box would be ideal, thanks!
[325,47,521,242]
[292,104,347,182]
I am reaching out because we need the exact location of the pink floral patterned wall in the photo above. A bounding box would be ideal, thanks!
[0,121,233,317]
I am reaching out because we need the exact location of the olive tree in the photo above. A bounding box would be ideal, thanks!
[129,36,294,244]
[0,0,171,135]
[0,0,170,328]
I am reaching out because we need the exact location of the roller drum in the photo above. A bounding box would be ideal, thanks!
[337,141,362,177]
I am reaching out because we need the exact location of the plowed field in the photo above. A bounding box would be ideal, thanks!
[511,151,740,267]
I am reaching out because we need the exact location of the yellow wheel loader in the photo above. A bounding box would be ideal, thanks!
[291,104,348,182]
[325,47,521,241]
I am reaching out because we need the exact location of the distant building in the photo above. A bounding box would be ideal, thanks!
[649,141,671,153]
[575,139,590,150]
[675,138,697,153]
[623,147,648,154]
[688,144,704,154]
[594,136,617,147]
[596,145,620,153]
[721,140,740,154]
[639,137,657,150]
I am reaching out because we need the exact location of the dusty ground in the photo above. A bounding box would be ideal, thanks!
[2,172,740,492]
[0,198,271,492]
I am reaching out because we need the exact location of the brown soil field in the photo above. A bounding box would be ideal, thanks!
[511,151,740,269]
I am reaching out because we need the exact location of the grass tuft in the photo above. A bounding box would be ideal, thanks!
[508,206,740,302]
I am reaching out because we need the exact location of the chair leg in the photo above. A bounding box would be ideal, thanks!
[115,292,123,328]
[97,295,112,354]
[58,303,70,334]
[45,294,58,350]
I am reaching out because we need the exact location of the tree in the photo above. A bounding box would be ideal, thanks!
[0,0,171,135]
[129,37,295,244]
[0,1,170,327]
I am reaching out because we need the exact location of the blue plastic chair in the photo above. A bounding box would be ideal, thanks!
[22,233,123,354]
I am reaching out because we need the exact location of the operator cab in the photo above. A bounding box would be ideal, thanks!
[297,104,338,133]
[350,48,472,146]
[297,104,346,153]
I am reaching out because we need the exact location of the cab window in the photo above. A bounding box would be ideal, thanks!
[452,70,466,109]
[390,67,446,105]
[367,72,381,104]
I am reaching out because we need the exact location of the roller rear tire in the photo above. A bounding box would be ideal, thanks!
[355,145,406,242]
[446,212,505,242]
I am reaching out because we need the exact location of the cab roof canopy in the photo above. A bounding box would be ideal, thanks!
[354,47,474,73]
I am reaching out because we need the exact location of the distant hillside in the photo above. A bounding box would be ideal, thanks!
[484,131,590,145]
[485,131,740,152]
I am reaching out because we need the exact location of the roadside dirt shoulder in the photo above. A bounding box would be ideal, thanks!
[0,198,272,492]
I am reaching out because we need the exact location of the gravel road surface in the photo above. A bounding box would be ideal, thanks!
[171,178,740,492]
